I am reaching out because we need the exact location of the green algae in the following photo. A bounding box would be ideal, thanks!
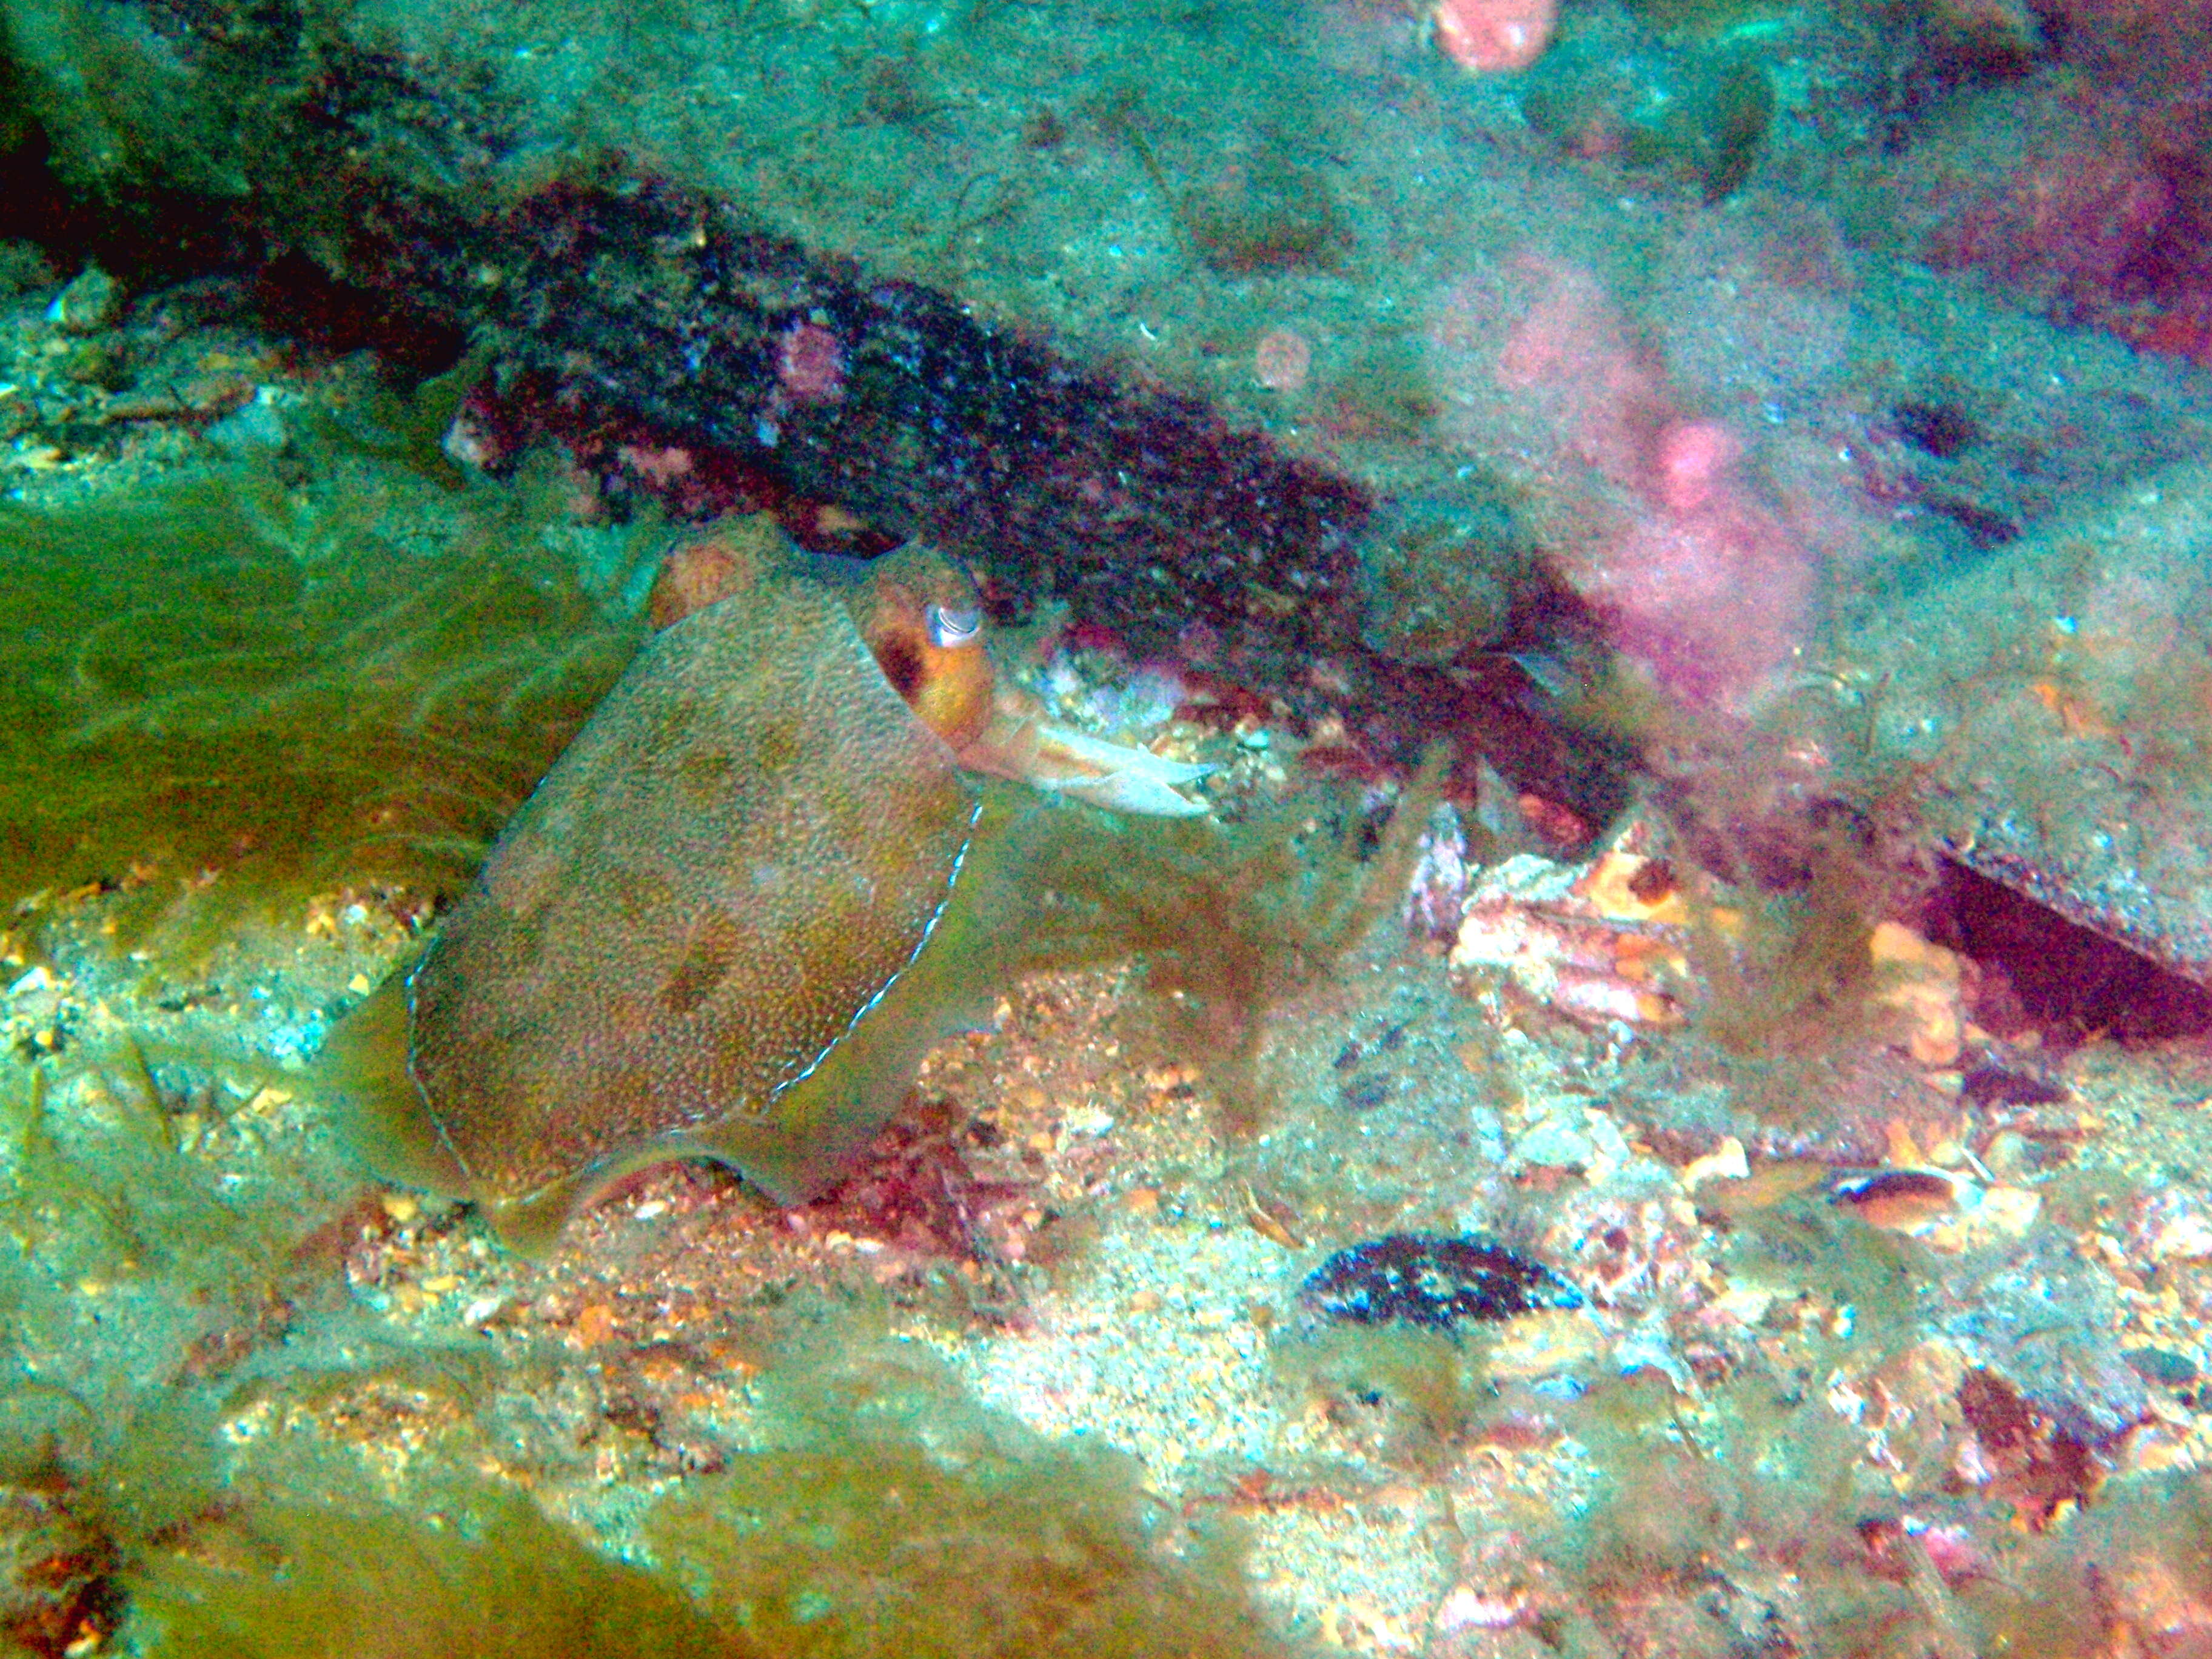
[0,1053,341,1384]
[1540,1363,2212,1658]
[0,434,652,964]
[133,1466,742,1659]
[0,1038,1310,1658]
[1004,748,1450,1133]
[1688,833,1882,1067]
[109,1355,1302,1659]
[1520,38,1775,204]
[0,1046,352,1654]
[1273,1319,1501,1481]
[646,1348,1291,1659]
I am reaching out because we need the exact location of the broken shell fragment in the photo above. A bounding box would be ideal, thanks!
[967,717,1215,818]
[1450,848,1690,1027]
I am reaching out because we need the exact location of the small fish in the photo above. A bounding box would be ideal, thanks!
[327,517,1207,1251]
[1828,1167,1960,1233]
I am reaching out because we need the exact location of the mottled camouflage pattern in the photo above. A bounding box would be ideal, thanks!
[403,549,977,1233]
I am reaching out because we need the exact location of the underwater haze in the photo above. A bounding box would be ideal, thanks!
[1,0,2211,1652]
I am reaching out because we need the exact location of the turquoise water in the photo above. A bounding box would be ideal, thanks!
[0,0,2210,1651]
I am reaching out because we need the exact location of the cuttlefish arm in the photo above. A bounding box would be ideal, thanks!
[835,546,1215,818]
[954,695,1215,817]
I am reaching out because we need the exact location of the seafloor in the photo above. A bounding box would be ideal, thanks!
[3,0,2212,1654]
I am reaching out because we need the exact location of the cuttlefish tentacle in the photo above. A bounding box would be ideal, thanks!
[955,701,1216,819]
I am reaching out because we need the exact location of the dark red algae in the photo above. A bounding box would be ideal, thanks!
[1299,1233,1583,1330]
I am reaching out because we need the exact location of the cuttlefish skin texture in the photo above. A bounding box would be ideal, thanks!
[401,546,978,1239]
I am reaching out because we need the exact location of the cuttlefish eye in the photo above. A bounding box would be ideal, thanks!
[926,604,982,648]
[853,554,997,754]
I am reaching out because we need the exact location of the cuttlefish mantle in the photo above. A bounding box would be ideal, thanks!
[325,517,1209,1253]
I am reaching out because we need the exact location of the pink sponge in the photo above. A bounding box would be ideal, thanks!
[1433,0,1557,72]
[1486,258,1812,711]
[1584,447,1811,710]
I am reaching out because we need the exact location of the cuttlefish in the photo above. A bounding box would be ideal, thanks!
[327,517,1208,1253]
